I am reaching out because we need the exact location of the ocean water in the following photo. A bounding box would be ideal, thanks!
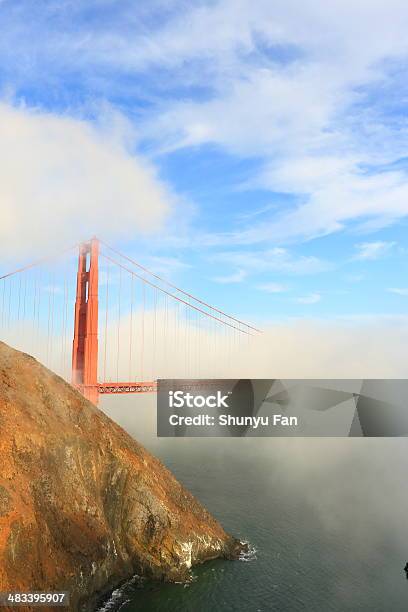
[99,395,408,612]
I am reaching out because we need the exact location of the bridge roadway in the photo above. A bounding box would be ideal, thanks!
[74,379,231,397]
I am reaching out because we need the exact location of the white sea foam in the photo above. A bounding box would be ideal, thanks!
[96,575,142,611]
[96,589,130,612]
[239,540,257,562]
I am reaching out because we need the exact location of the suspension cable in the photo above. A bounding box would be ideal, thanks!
[99,238,261,333]
[100,252,255,336]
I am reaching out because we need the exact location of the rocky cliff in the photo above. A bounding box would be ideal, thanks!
[0,342,242,611]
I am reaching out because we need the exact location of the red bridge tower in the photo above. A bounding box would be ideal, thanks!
[72,237,99,404]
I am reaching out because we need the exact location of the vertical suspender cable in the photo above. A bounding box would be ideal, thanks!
[141,281,145,381]
[50,273,56,366]
[46,272,51,363]
[7,277,12,329]
[17,274,22,323]
[152,288,157,380]
[116,265,122,382]
[104,261,109,382]
[1,279,5,327]
[23,272,27,320]
[36,269,42,352]
[129,274,134,381]
[61,266,66,378]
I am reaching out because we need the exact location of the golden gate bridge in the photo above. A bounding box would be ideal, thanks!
[0,238,260,404]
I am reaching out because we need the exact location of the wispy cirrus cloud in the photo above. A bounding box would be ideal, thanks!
[213,248,331,276]
[142,255,191,277]
[353,241,396,261]
[345,274,364,283]
[256,282,288,293]
[1,0,408,251]
[133,1,408,245]
[296,293,322,305]
[388,288,408,296]
[212,269,247,284]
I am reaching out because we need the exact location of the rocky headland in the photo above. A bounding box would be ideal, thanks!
[0,342,243,611]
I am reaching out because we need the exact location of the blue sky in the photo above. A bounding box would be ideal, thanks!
[0,0,408,324]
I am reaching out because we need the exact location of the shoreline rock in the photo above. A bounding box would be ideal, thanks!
[0,342,245,611]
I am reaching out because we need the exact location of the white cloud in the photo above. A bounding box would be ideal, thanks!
[2,1,408,250]
[388,288,408,296]
[245,165,408,245]
[256,282,288,293]
[345,274,364,283]
[214,248,331,275]
[142,255,191,277]
[212,269,247,284]
[296,292,321,304]
[353,241,395,261]
[134,1,408,244]
[0,103,171,261]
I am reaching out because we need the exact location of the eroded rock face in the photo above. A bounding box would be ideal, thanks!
[0,342,242,610]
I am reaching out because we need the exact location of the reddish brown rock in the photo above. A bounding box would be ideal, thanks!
[0,342,242,611]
